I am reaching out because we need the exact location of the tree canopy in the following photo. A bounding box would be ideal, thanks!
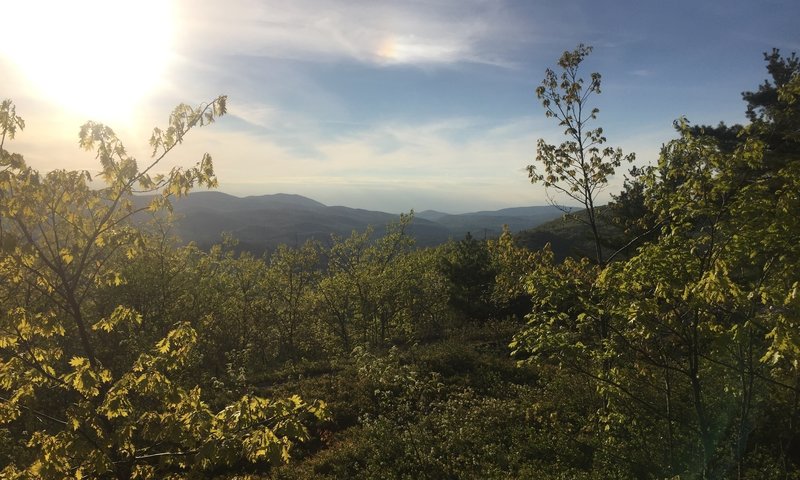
[0,98,325,479]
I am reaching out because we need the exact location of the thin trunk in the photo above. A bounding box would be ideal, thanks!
[689,312,712,479]
[586,199,603,266]
[67,292,98,368]
[736,325,755,480]
[664,361,675,473]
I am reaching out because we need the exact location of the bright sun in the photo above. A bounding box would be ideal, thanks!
[1,0,174,124]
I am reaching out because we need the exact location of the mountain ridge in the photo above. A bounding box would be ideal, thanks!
[137,191,564,254]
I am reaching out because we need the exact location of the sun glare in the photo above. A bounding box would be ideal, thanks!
[1,0,174,124]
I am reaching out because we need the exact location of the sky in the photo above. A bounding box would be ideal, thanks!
[1,0,798,213]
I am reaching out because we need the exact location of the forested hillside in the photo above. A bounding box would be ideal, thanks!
[132,191,563,254]
[1,47,799,479]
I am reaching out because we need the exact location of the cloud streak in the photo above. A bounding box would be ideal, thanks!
[161,110,642,212]
[176,0,534,67]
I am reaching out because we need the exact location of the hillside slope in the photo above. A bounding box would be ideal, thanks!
[136,192,563,253]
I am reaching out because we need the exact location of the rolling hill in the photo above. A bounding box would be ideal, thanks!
[135,192,564,254]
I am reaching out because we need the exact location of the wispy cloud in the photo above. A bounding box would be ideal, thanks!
[157,111,569,211]
[175,0,536,67]
[229,102,281,129]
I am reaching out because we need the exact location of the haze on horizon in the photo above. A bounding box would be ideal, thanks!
[1,0,798,214]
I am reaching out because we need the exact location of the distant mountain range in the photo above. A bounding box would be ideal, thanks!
[137,192,564,254]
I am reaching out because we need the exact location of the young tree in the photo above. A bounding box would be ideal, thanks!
[265,240,323,359]
[439,233,497,322]
[319,218,413,349]
[528,44,634,264]
[0,98,325,478]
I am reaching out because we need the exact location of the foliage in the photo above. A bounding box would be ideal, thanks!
[268,324,547,480]
[317,215,449,351]
[513,49,800,479]
[264,241,323,359]
[486,226,537,319]
[438,232,497,322]
[0,99,325,479]
[528,44,635,264]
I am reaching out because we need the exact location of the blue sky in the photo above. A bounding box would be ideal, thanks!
[2,0,798,212]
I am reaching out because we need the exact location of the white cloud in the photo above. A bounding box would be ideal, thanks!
[229,102,280,129]
[174,0,534,66]
[181,108,666,213]
[146,112,563,212]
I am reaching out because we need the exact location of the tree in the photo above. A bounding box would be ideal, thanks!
[514,49,800,479]
[485,227,536,319]
[0,98,325,478]
[265,240,323,359]
[528,44,634,264]
[315,215,449,351]
[439,233,497,322]
[687,48,799,157]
